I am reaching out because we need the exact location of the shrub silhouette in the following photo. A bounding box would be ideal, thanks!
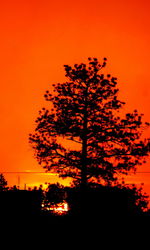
[66,184,149,219]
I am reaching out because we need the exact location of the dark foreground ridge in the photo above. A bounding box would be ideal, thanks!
[0,184,149,229]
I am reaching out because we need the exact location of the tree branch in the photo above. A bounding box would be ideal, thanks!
[66,137,82,144]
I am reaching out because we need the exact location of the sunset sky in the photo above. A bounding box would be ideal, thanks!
[0,0,150,195]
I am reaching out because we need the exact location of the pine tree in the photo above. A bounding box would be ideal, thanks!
[29,58,150,188]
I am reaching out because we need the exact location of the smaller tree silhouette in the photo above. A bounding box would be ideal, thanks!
[45,183,65,205]
[0,174,8,191]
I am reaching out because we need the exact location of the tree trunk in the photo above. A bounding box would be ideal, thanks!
[81,136,88,189]
[81,87,88,190]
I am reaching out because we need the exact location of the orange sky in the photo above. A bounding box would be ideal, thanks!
[0,0,150,196]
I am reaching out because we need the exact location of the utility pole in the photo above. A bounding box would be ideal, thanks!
[18,175,20,189]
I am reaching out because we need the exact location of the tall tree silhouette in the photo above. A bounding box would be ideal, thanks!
[0,174,8,191]
[29,58,150,188]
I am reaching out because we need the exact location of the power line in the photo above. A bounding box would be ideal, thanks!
[0,172,58,175]
[4,171,150,178]
[135,172,150,173]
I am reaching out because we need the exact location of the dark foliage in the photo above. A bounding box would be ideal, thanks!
[66,184,149,219]
[0,174,8,191]
[29,57,150,187]
[45,183,66,205]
